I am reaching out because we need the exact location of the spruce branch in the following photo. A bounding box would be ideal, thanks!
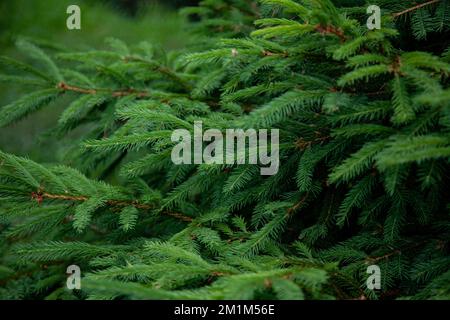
[0,0,449,300]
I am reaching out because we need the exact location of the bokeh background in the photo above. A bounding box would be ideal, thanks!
[0,0,197,162]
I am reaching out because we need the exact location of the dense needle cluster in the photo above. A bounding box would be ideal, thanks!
[0,0,449,300]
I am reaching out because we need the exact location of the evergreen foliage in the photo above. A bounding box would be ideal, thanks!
[0,0,449,300]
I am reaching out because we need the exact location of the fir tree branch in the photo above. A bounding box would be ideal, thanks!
[0,0,448,300]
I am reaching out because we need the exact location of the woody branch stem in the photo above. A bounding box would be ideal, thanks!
[57,82,149,97]
[31,191,193,222]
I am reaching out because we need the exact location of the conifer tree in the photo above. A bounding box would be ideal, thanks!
[0,0,449,300]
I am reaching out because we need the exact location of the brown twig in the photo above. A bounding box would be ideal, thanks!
[163,212,194,222]
[315,24,347,42]
[393,0,440,18]
[31,191,193,222]
[365,240,430,264]
[57,82,149,98]
[262,50,289,58]
[367,249,402,263]
[288,193,310,215]
[294,134,330,150]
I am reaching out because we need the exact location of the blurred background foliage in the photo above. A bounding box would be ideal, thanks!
[0,0,197,161]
